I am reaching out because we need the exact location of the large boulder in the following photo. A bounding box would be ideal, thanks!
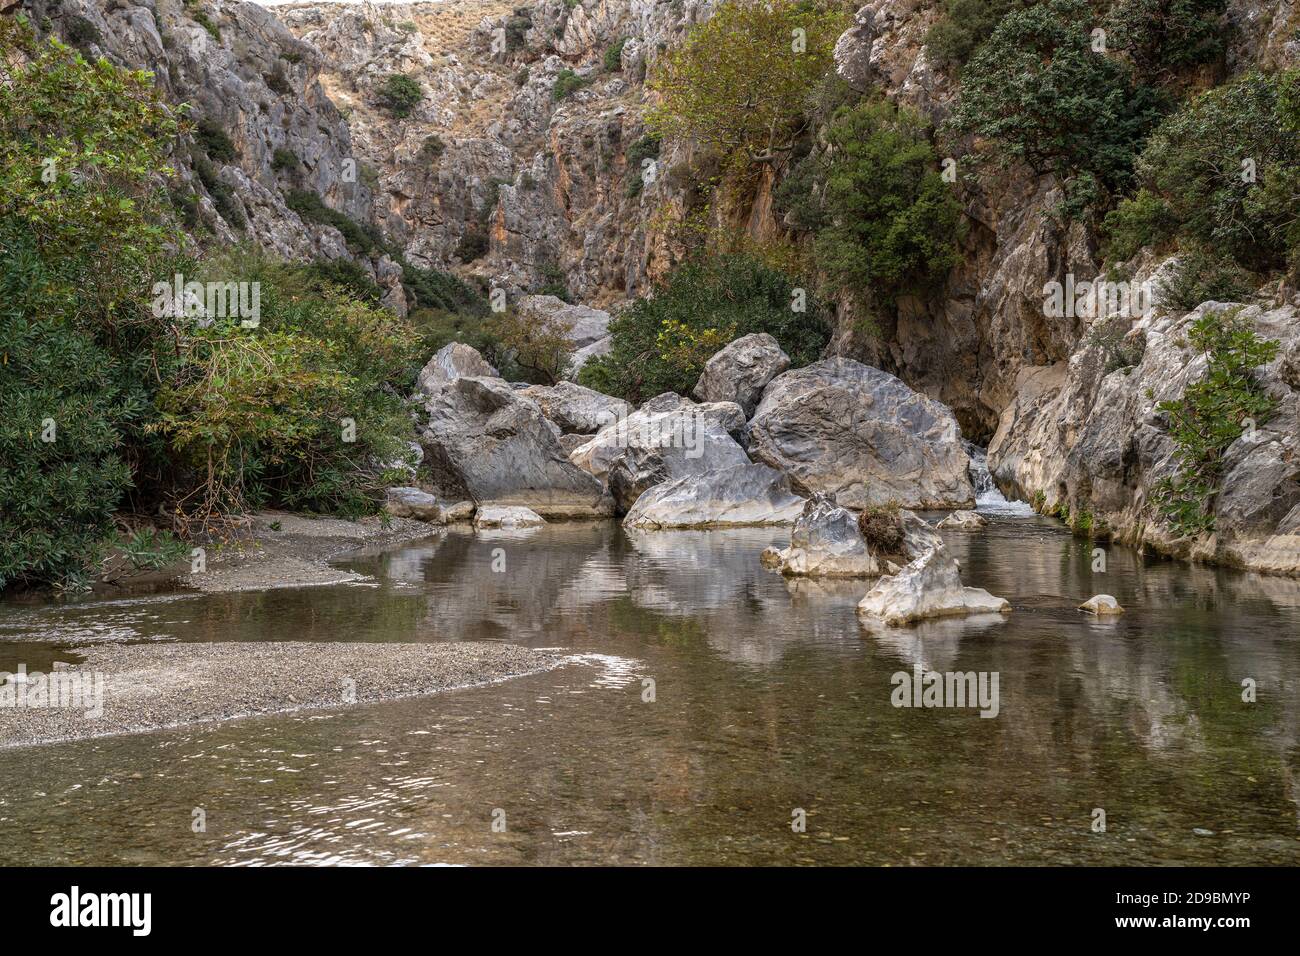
[420,376,611,517]
[417,342,499,395]
[856,546,1010,626]
[766,495,880,577]
[693,333,791,416]
[745,359,975,508]
[570,393,751,514]
[624,463,807,529]
[517,381,631,434]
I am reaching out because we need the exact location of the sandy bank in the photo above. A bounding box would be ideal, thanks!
[0,640,562,750]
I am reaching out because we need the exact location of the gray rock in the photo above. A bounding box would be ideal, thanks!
[518,381,631,434]
[936,510,988,530]
[693,333,791,417]
[1078,594,1124,615]
[420,376,611,517]
[746,359,975,508]
[856,546,1010,626]
[900,509,944,561]
[417,342,500,395]
[767,495,880,577]
[624,463,807,530]
[570,392,749,482]
[384,487,443,522]
[473,506,546,529]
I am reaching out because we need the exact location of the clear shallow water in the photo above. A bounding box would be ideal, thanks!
[0,517,1297,865]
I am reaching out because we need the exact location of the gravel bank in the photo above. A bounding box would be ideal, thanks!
[0,641,563,750]
[182,511,439,593]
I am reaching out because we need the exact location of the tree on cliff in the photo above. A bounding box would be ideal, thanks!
[647,0,850,168]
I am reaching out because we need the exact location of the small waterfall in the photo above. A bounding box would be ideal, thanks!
[965,443,1035,516]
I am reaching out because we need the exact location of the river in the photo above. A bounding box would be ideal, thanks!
[0,512,1297,865]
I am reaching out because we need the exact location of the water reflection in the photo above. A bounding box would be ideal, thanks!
[0,518,1297,865]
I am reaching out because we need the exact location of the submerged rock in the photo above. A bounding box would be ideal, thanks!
[420,376,611,517]
[473,506,546,529]
[936,510,988,530]
[417,342,499,395]
[693,333,791,417]
[1078,594,1124,615]
[745,359,975,509]
[767,495,881,577]
[624,463,806,530]
[856,547,1010,626]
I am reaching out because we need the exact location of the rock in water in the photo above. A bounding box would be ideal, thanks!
[417,342,499,395]
[624,464,807,530]
[518,381,631,434]
[900,510,944,560]
[1078,594,1124,615]
[473,506,546,529]
[856,546,1010,626]
[693,333,791,417]
[420,376,611,517]
[384,487,471,523]
[767,495,881,577]
[936,510,988,530]
[745,359,975,509]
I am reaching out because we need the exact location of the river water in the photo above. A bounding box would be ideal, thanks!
[0,513,1297,865]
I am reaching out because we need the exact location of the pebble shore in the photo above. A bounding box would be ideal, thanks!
[0,640,563,750]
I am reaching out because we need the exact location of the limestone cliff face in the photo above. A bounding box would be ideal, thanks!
[276,0,714,305]
[25,0,378,261]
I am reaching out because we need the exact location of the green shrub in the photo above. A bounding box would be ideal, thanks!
[948,0,1166,216]
[924,0,1027,71]
[604,37,627,72]
[1156,247,1255,311]
[271,147,299,172]
[193,10,221,42]
[537,262,572,302]
[648,0,849,167]
[1120,70,1300,271]
[401,261,486,314]
[455,226,490,262]
[1103,0,1227,78]
[195,117,237,162]
[286,189,384,254]
[193,155,246,230]
[154,252,422,520]
[552,68,588,101]
[422,134,446,160]
[578,254,829,404]
[378,73,423,118]
[776,98,962,301]
[1101,188,1176,260]
[506,10,533,51]
[0,20,181,590]
[1153,307,1279,535]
